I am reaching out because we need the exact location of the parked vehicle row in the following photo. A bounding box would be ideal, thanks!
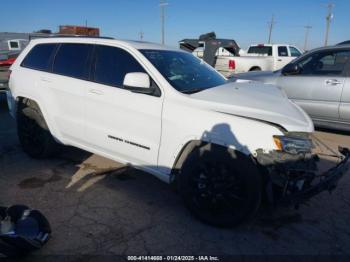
[0,55,16,67]
[233,44,350,131]
[7,37,350,227]
[179,34,303,77]
[0,39,29,67]
[215,44,302,76]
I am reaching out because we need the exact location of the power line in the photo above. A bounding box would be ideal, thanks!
[139,30,144,41]
[267,15,276,44]
[304,25,312,51]
[324,2,334,46]
[160,0,168,45]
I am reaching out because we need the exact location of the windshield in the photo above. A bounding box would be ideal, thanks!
[140,49,226,94]
[247,46,272,56]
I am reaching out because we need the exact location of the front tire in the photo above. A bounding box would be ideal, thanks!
[17,99,59,158]
[178,143,262,227]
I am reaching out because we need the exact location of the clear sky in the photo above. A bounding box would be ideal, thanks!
[1,0,349,50]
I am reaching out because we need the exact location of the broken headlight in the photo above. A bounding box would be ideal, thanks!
[273,135,313,154]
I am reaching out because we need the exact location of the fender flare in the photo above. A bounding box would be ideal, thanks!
[172,140,202,172]
[170,140,251,184]
[249,66,262,71]
[17,97,48,130]
[15,95,60,143]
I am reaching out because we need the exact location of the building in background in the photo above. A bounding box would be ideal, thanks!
[59,25,100,36]
[0,25,100,67]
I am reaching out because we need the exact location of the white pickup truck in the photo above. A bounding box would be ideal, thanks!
[213,44,303,77]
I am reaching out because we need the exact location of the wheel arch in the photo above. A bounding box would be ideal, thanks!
[15,95,61,143]
[175,140,263,227]
[249,66,262,71]
[14,95,43,115]
[170,139,253,184]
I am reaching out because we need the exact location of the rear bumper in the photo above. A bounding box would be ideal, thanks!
[256,147,350,206]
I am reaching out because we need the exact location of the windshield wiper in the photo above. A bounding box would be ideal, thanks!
[181,88,205,94]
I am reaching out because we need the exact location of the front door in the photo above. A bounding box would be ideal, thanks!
[44,43,93,143]
[277,49,350,121]
[84,45,163,167]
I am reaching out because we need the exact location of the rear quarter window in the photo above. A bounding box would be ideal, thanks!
[21,43,58,71]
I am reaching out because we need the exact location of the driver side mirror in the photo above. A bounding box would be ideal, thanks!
[282,63,300,76]
[123,72,154,94]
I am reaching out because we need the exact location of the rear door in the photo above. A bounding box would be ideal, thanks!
[83,45,163,166]
[17,43,58,116]
[49,43,93,143]
[276,49,350,121]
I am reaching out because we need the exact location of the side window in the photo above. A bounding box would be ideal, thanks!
[297,50,350,76]
[53,43,93,80]
[289,47,302,57]
[21,43,58,71]
[94,45,146,87]
[9,41,19,50]
[278,46,288,57]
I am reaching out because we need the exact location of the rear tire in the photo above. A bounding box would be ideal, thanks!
[178,143,262,227]
[17,99,59,158]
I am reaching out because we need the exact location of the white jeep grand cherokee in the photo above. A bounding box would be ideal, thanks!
[6,37,350,227]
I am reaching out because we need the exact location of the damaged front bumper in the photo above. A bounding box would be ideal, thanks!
[256,147,350,206]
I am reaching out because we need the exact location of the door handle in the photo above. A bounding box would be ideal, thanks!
[277,59,282,62]
[325,79,342,86]
[89,89,103,95]
[40,77,52,83]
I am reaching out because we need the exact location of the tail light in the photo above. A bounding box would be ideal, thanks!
[228,60,235,70]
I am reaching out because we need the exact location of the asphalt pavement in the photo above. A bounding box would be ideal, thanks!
[1,94,350,256]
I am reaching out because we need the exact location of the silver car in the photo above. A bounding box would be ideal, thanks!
[233,45,350,131]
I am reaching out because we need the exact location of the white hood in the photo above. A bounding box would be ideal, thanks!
[190,82,314,132]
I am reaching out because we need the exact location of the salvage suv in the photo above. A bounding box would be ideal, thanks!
[6,37,350,227]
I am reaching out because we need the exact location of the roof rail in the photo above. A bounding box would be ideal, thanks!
[28,34,115,40]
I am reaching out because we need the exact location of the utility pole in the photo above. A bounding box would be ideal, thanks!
[303,25,312,51]
[267,15,276,44]
[139,30,144,41]
[160,0,168,45]
[324,2,334,46]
